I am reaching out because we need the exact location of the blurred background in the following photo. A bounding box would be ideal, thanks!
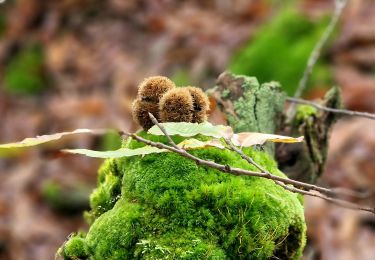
[0,0,374,259]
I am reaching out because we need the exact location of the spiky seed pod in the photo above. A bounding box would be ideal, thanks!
[132,99,160,130]
[138,76,176,103]
[159,88,194,123]
[185,86,210,123]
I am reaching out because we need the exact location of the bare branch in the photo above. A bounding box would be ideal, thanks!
[120,114,375,214]
[294,0,348,99]
[286,97,375,120]
[274,181,374,213]
[148,113,179,148]
[124,132,374,214]
[287,0,348,121]
[225,138,373,202]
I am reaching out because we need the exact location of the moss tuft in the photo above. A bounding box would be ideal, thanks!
[85,159,121,223]
[295,105,318,123]
[85,199,142,259]
[63,235,89,259]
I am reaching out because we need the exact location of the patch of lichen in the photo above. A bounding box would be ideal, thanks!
[62,132,306,259]
[223,74,285,155]
[224,75,285,135]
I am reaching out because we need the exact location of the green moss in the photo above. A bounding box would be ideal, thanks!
[229,8,332,95]
[295,105,318,123]
[63,235,89,259]
[41,181,90,214]
[134,230,226,259]
[61,132,306,259]
[85,199,142,259]
[4,44,47,95]
[85,159,122,223]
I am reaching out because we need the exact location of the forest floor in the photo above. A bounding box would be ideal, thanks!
[0,0,374,259]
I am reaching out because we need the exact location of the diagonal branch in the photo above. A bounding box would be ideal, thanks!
[121,114,375,214]
[125,131,374,214]
[294,0,348,99]
[225,139,373,202]
[287,0,348,121]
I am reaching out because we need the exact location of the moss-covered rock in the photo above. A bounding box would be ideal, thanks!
[60,132,306,259]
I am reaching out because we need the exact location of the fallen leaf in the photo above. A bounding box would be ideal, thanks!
[0,129,109,150]
[232,132,304,147]
[177,138,225,150]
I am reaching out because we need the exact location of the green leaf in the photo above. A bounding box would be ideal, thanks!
[0,129,108,150]
[148,122,233,139]
[62,146,166,158]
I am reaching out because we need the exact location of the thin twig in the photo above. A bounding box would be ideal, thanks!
[286,97,375,120]
[124,132,374,214]
[294,0,347,98]
[225,139,374,200]
[225,138,368,200]
[225,139,374,206]
[275,182,374,213]
[287,0,348,121]
[122,114,375,214]
[148,113,179,148]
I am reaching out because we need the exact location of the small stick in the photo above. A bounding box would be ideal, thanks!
[286,97,375,120]
[287,0,348,121]
[121,114,375,214]
[124,132,374,214]
[225,138,373,200]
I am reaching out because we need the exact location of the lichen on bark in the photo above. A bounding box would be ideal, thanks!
[214,72,286,155]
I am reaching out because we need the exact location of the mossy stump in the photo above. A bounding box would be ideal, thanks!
[60,74,306,259]
[60,132,306,259]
